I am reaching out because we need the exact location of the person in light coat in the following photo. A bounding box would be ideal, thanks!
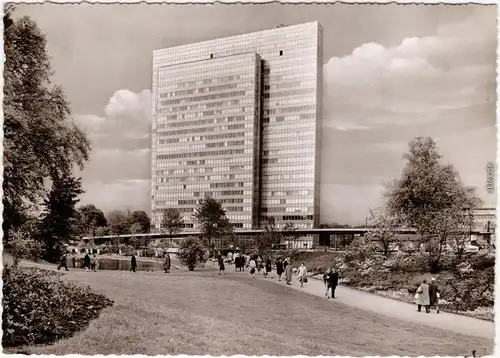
[92,254,99,272]
[284,259,293,285]
[415,279,431,313]
[297,263,308,288]
[249,258,257,278]
[322,268,331,296]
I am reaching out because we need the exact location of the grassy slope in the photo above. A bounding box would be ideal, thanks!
[25,269,492,356]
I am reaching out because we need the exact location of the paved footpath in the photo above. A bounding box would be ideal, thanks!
[258,272,494,340]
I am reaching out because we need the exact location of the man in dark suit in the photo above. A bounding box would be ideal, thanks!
[327,267,339,299]
[429,277,440,314]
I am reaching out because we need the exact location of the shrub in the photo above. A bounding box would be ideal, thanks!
[98,244,119,255]
[316,266,326,274]
[437,254,460,271]
[440,267,494,312]
[456,261,474,275]
[396,253,429,273]
[347,238,377,262]
[330,255,348,273]
[2,266,113,348]
[139,248,156,258]
[119,244,135,256]
[8,235,44,266]
[178,237,207,271]
[470,253,495,270]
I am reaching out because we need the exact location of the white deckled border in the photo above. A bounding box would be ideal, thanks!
[495,1,500,358]
[3,0,500,4]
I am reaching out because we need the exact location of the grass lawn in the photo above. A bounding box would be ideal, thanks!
[24,268,492,356]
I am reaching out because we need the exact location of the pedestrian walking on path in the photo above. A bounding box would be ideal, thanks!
[297,262,308,287]
[92,254,99,272]
[327,267,339,299]
[163,252,171,273]
[265,258,272,278]
[233,251,240,271]
[218,253,226,275]
[130,255,137,273]
[276,258,284,281]
[284,259,293,284]
[429,277,440,314]
[57,252,69,271]
[249,258,257,277]
[322,268,330,296]
[83,253,91,272]
[415,279,431,313]
[257,256,263,275]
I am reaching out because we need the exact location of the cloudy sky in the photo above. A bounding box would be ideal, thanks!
[15,3,497,225]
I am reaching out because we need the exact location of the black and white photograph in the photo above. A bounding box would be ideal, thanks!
[2,2,497,356]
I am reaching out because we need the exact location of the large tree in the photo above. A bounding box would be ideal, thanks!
[385,137,481,272]
[255,217,281,255]
[75,204,108,238]
[107,210,129,235]
[40,171,84,262]
[128,222,143,249]
[193,196,231,246]
[448,209,475,258]
[3,13,90,241]
[161,208,184,239]
[127,210,151,233]
[281,222,299,246]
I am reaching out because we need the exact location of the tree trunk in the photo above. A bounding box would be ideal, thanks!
[430,259,440,274]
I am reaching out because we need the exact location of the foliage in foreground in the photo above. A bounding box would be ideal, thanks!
[2,266,113,348]
[178,237,207,271]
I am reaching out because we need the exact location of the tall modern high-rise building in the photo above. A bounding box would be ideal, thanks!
[151,21,323,232]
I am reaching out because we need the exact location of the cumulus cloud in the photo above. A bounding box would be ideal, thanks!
[320,9,496,224]
[105,89,152,120]
[75,90,152,214]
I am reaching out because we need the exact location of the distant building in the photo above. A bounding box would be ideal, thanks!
[472,207,496,233]
[471,206,496,245]
[151,22,323,234]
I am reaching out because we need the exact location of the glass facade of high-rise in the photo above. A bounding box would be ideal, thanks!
[151,21,323,231]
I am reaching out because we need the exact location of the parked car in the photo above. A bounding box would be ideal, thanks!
[465,244,479,254]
